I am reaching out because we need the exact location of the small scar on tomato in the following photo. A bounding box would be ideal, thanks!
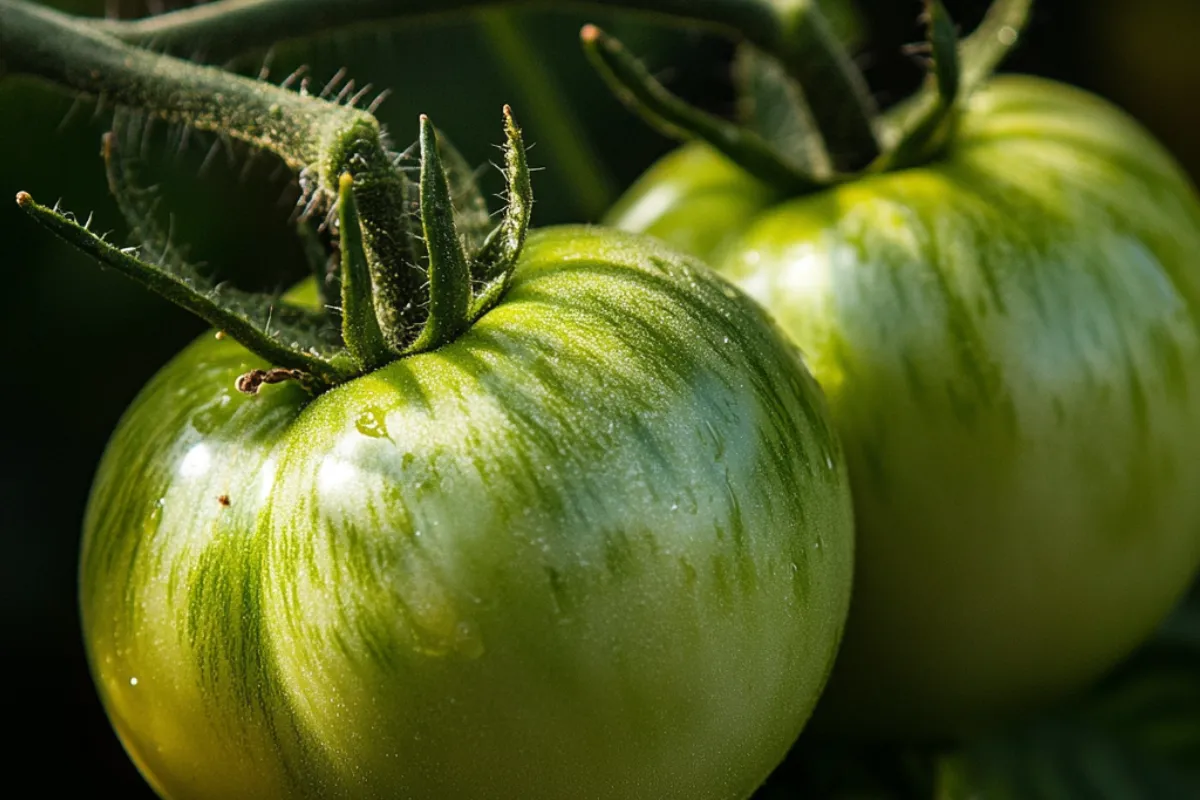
[217,494,231,507]
[236,367,308,395]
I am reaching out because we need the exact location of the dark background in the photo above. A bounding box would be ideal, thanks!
[1,0,1197,793]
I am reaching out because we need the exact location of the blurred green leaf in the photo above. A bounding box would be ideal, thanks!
[757,582,1200,799]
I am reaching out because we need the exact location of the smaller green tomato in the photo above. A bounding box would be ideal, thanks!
[81,226,854,799]
[608,76,1200,738]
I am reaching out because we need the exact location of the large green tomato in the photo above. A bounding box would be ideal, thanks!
[607,76,1200,738]
[80,226,854,799]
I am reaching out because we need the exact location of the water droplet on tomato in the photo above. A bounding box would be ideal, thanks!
[355,407,390,440]
[453,620,484,659]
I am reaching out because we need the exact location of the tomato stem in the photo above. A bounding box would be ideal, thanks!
[89,0,883,171]
[1,0,535,387]
[94,0,784,61]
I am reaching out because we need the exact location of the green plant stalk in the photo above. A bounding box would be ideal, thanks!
[96,0,784,58]
[0,1,343,171]
[0,0,452,370]
[91,0,880,174]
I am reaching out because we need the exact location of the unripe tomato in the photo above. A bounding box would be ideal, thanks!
[607,76,1200,737]
[80,226,854,798]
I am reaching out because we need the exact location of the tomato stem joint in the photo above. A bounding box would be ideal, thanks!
[581,0,1032,195]
[2,0,533,394]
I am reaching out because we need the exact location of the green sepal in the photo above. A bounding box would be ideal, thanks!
[732,44,832,179]
[469,105,532,319]
[873,0,962,171]
[324,118,422,356]
[770,0,881,172]
[580,24,829,195]
[337,173,393,371]
[296,218,340,322]
[16,187,353,390]
[882,0,1032,154]
[405,114,473,353]
[959,0,1033,95]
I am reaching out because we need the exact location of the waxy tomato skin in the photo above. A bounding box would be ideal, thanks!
[80,226,855,799]
[608,76,1200,737]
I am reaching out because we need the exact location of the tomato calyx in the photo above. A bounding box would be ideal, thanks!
[2,0,533,394]
[583,0,1031,196]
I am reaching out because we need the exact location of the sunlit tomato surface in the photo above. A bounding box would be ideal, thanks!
[80,227,854,798]
[608,76,1200,737]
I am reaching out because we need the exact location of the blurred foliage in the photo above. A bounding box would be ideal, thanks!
[2,0,1198,795]
[753,587,1200,798]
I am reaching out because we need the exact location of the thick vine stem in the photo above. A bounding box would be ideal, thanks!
[93,0,783,60]
[0,1,348,172]
[90,0,881,170]
[0,0,510,382]
[0,0,419,331]
[958,0,1033,94]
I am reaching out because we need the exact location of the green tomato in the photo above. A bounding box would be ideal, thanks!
[80,226,854,799]
[607,76,1200,738]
